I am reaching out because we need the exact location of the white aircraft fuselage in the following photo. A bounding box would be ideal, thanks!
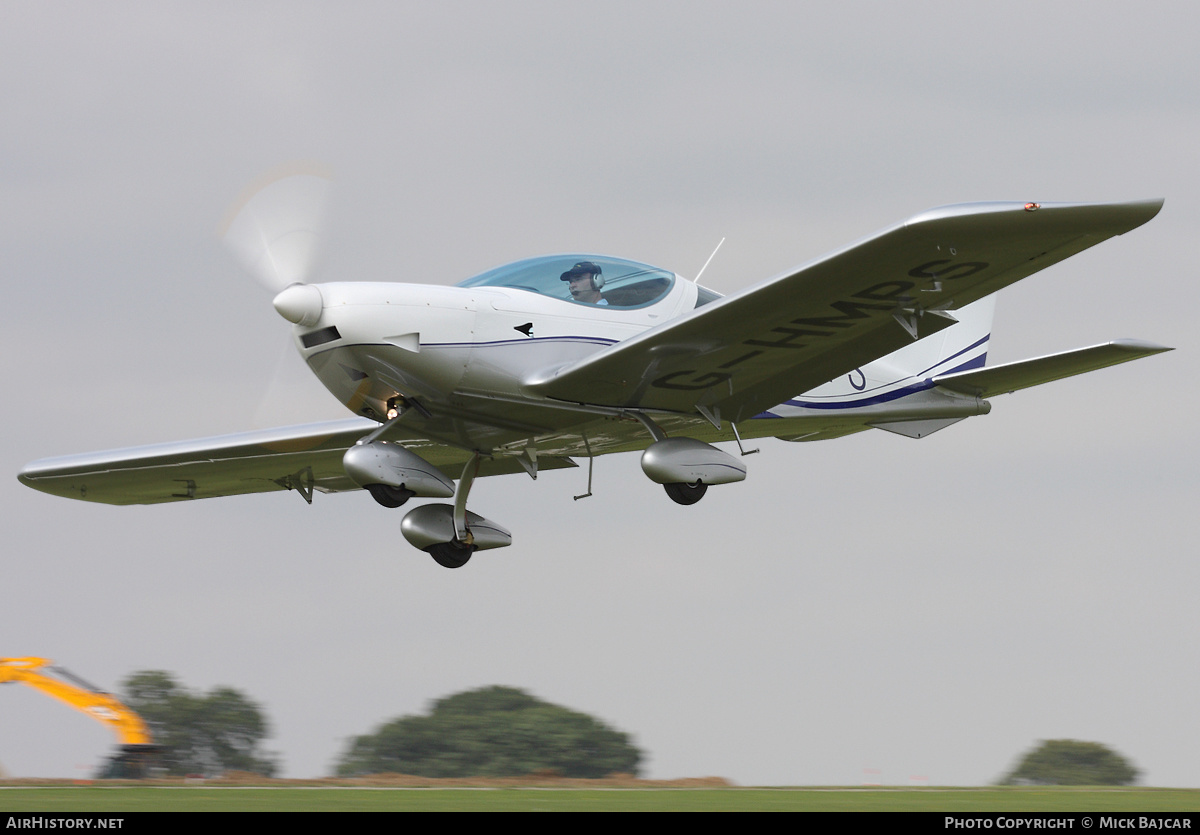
[285,271,700,430]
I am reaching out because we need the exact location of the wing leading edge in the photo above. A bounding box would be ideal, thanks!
[17,419,576,506]
[19,419,378,505]
[524,200,1164,423]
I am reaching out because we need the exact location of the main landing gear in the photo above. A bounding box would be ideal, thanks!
[366,483,414,508]
[344,441,454,508]
[663,480,708,505]
[635,415,747,506]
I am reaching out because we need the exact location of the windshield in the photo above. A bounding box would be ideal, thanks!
[458,255,675,309]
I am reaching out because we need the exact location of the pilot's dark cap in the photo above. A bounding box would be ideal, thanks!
[560,261,602,281]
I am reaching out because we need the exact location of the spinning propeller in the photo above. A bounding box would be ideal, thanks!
[218,164,341,427]
[219,163,331,326]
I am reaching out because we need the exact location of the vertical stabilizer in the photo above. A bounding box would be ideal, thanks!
[792,295,996,405]
[874,294,996,381]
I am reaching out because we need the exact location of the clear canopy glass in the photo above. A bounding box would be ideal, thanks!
[458,255,676,309]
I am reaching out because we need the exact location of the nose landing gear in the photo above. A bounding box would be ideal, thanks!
[399,453,511,568]
[426,539,476,569]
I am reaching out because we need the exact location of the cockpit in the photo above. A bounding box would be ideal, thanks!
[457,255,677,309]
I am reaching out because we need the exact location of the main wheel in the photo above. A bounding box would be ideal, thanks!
[367,483,414,508]
[426,539,476,569]
[664,481,707,505]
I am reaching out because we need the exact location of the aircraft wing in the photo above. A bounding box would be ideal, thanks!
[932,339,1172,398]
[525,200,1163,423]
[17,418,575,505]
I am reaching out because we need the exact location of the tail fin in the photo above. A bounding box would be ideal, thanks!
[773,293,1168,441]
[780,295,995,413]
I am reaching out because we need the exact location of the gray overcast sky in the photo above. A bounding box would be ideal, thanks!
[3,1,1197,786]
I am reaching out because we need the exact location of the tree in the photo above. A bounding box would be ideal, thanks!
[999,739,1139,786]
[115,671,277,777]
[336,685,641,778]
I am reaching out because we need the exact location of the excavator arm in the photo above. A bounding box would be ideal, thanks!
[1,657,158,776]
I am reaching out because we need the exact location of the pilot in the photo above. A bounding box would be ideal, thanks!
[560,261,607,305]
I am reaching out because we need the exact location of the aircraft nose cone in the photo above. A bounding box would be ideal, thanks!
[272,283,323,326]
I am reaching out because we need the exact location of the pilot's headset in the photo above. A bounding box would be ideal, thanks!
[560,261,604,290]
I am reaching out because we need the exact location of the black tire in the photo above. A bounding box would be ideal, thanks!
[366,483,414,508]
[426,540,476,568]
[664,481,707,505]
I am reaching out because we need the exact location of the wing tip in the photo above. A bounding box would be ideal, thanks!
[17,462,50,485]
[1109,338,1173,355]
[1114,198,1165,230]
[906,198,1165,234]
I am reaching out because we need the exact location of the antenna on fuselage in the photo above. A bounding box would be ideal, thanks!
[693,237,725,283]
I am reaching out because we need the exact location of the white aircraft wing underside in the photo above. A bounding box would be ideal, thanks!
[19,418,382,505]
[524,200,1163,424]
[18,418,575,506]
[20,388,993,505]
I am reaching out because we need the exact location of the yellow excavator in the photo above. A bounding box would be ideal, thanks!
[0,657,160,777]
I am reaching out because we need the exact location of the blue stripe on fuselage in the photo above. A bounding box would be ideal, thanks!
[757,335,990,415]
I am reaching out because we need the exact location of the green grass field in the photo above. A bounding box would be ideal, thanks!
[1,786,1198,812]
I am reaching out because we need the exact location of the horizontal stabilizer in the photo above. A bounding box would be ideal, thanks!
[933,339,1171,398]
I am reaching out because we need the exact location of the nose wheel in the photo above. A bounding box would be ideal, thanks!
[399,454,513,567]
[426,539,476,568]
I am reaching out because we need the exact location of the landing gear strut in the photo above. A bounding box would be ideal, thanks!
[366,483,414,508]
[664,481,707,505]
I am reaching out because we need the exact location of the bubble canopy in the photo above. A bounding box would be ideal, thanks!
[457,255,676,309]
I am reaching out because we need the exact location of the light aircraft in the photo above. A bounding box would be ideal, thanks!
[18,177,1171,568]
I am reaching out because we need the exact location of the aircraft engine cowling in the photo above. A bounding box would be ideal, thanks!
[342,442,455,497]
[640,437,747,485]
